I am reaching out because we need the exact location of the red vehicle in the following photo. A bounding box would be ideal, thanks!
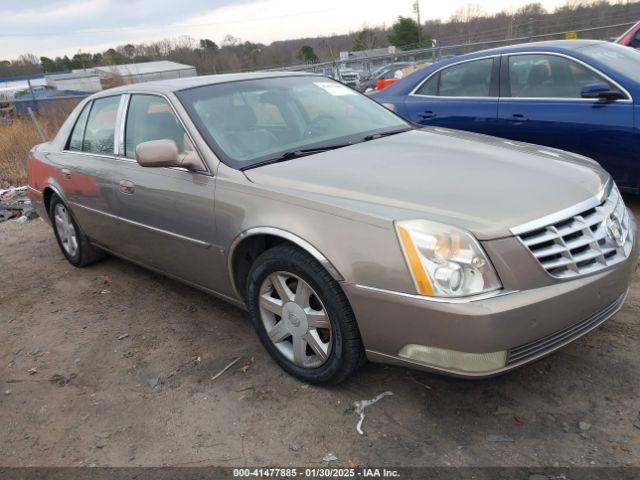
[615,21,640,49]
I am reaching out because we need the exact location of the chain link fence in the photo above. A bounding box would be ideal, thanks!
[266,21,638,85]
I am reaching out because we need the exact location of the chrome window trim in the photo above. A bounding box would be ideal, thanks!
[59,149,213,177]
[118,91,212,175]
[510,177,612,236]
[115,93,130,156]
[409,54,499,99]
[354,284,518,304]
[60,150,120,161]
[64,94,122,155]
[503,51,632,103]
[410,51,632,103]
[65,99,92,152]
[226,227,343,300]
[84,94,122,155]
[61,91,213,177]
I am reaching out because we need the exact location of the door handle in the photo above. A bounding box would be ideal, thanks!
[119,180,135,195]
[510,113,528,124]
[419,110,436,120]
[61,168,71,180]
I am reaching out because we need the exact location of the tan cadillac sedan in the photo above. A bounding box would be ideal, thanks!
[28,72,637,384]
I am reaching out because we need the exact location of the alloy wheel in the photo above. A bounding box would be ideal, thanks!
[54,203,79,258]
[258,271,332,368]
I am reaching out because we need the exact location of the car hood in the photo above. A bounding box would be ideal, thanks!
[244,128,609,240]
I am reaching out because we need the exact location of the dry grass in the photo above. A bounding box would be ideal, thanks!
[0,101,78,188]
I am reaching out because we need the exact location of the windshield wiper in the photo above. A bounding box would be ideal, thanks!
[363,127,413,142]
[241,143,353,170]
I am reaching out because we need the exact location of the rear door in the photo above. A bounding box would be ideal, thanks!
[108,93,220,290]
[403,57,500,136]
[496,53,635,188]
[54,95,122,248]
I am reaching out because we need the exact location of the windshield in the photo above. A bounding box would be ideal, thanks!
[579,42,640,80]
[370,63,410,77]
[176,75,409,169]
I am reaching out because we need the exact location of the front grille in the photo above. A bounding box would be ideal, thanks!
[507,291,626,366]
[516,185,633,278]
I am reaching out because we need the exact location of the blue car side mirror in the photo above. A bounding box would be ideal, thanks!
[580,83,626,101]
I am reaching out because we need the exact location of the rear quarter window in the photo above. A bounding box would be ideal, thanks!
[67,103,91,151]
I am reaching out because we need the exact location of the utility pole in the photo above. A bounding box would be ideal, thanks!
[26,78,38,111]
[413,0,422,46]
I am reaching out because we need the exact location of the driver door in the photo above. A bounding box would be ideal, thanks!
[496,53,635,188]
[109,93,220,290]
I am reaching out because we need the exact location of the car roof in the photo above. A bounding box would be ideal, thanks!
[432,39,605,66]
[93,70,317,97]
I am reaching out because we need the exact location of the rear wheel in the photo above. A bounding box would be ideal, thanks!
[246,244,364,384]
[50,195,105,267]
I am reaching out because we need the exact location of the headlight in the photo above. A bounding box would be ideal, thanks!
[395,219,502,297]
[381,102,396,111]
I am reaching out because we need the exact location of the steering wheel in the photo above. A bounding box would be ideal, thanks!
[303,114,336,138]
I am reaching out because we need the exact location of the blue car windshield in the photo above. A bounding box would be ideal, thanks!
[579,42,640,80]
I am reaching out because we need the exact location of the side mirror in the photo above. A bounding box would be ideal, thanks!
[135,139,204,170]
[580,83,625,101]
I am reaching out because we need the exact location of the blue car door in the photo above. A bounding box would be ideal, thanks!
[496,53,636,189]
[403,56,500,136]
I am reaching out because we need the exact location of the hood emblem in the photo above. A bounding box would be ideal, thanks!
[606,216,625,248]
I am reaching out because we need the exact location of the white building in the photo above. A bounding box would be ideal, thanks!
[46,71,102,93]
[93,61,197,84]
[0,77,47,100]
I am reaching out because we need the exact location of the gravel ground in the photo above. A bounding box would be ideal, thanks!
[1,196,639,468]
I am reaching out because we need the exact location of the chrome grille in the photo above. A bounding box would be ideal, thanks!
[515,184,633,278]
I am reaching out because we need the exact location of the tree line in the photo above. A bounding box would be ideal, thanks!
[1,0,639,79]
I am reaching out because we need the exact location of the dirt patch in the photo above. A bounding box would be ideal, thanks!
[1,196,639,467]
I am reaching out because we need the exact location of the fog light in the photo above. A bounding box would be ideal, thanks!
[398,344,507,373]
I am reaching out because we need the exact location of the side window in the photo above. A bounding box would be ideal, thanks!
[508,54,619,98]
[438,58,493,97]
[415,72,439,96]
[82,96,120,154]
[380,69,397,80]
[125,95,191,158]
[67,103,90,151]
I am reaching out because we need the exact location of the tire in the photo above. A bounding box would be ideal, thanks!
[246,244,365,385]
[49,194,105,267]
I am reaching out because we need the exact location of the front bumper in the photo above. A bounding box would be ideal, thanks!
[343,216,638,378]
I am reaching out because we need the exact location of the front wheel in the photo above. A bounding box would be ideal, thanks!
[246,244,364,385]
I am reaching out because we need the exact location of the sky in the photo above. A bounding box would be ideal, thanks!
[0,0,569,59]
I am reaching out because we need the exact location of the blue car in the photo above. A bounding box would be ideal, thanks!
[372,40,640,193]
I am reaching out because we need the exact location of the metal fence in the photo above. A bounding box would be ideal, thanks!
[267,21,638,82]
[0,94,87,120]
[0,18,637,115]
